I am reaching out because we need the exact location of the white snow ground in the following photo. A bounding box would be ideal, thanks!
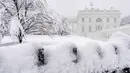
[0,32,130,73]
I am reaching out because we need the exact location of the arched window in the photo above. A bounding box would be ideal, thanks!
[96,18,102,22]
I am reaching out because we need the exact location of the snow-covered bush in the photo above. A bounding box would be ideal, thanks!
[41,40,118,73]
[0,43,43,73]
[1,32,130,73]
[109,32,130,72]
[41,42,78,73]
[98,42,119,72]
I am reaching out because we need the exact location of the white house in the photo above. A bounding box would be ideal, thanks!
[71,7,121,36]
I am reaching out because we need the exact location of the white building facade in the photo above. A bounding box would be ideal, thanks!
[72,7,121,36]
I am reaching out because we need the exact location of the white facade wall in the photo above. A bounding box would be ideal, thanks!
[73,8,121,36]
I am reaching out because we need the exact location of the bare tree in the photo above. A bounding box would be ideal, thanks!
[0,0,55,34]
[0,0,71,36]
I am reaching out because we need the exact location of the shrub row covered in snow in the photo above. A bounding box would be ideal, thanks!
[41,32,130,73]
[0,32,130,73]
[0,43,43,73]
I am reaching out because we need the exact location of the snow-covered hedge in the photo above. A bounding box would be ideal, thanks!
[0,32,130,73]
[0,43,43,73]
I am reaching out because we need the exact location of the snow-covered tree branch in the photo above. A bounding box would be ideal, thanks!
[0,0,72,38]
[10,16,24,43]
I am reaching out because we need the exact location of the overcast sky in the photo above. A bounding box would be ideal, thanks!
[47,0,130,18]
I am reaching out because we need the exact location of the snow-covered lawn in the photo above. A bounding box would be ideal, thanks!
[0,32,130,73]
[1,35,92,46]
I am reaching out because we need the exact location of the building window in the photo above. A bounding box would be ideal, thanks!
[96,18,102,22]
[89,26,91,32]
[82,26,84,32]
[114,17,116,23]
[89,18,91,23]
[82,18,84,22]
[100,26,102,30]
[107,18,109,22]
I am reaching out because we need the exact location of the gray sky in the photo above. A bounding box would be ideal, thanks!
[47,0,130,18]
